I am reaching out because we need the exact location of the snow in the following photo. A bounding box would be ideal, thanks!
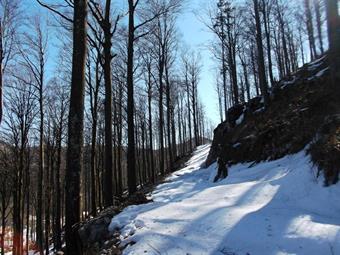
[308,55,326,68]
[308,67,330,81]
[109,144,340,255]
[280,76,296,88]
[254,107,265,114]
[315,67,329,77]
[235,114,244,125]
[232,143,241,148]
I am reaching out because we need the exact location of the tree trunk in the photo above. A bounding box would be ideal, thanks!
[117,84,123,194]
[1,191,6,255]
[165,64,173,171]
[103,0,113,207]
[0,19,3,125]
[254,0,269,106]
[127,0,137,194]
[90,58,100,215]
[171,104,177,162]
[221,42,228,120]
[304,0,317,60]
[147,68,155,183]
[314,0,324,54]
[185,68,192,152]
[45,142,51,255]
[54,121,62,251]
[36,66,44,255]
[262,0,274,86]
[325,0,340,83]
[158,49,165,176]
[65,0,87,254]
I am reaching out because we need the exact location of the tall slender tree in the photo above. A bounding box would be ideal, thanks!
[325,0,340,83]
[253,0,269,106]
[88,0,120,207]
[304,0,317,60]
[65,0,88,254]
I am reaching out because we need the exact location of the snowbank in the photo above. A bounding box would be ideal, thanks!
[109,144,340,255]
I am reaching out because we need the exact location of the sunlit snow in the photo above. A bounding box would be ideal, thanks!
[109,145,340,255]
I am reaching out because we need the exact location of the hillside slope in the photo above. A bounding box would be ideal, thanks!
[108,145,340,255]
[206,55,340,185]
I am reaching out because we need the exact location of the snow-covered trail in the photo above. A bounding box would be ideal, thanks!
[109,144,340,255]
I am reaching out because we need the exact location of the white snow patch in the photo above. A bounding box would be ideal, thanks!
[254,107,265,114]
[308,67,330,81]
[236,114,244,125]
[308,55,326,67]
[281,76,297,88]
[232,142,241,148]
[315,67,330,77]
[109,144,340,255]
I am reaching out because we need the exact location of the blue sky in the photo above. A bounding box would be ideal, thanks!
[178,1,219,127]
[24,0,220,126]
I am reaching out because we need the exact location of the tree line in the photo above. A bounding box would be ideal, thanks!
[204,0,339,122]
[0,0,214,254]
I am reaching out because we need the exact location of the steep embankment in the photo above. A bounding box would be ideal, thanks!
[108,145,340,255]
[206,55,340,185]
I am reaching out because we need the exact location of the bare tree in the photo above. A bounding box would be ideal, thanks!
[0,147,13,255]
[253,0,269,106]
[313,0,324,54]
[17,17,48,253]
[0,0,21,124]
[325,0,340,84]
[88,0,120,207]
[4,77,36,255]
[126,0,180,194]
[304,0,317,60]
[64,0,88,254]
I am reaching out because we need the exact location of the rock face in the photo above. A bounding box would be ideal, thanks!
[309,114,340,186]
[75,192,151,254]
[76,206,121,255]
[205,97,264,167]
[206,54,340,185]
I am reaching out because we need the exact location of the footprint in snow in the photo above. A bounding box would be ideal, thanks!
[265,218,273,237]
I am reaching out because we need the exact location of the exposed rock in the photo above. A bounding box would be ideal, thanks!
[76,206,121,254]
[310,114,340,186]
[206,54,340,185]
[74,192,152,254]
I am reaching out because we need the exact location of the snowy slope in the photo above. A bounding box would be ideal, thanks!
[109,145,340,255]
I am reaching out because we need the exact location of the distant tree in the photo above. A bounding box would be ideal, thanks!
[181,53,193,152]
[253,0,269,106]
[141,45,156,183]
[313,0,324,54]
[86,48,102,215]
[261,0,275,86]
[0,0,21,124]
[188,52,201,147]
[88,0,120,207]
[47,76,68,252]
[18,18,47,254]
[304,0,317,60]
[0,148,13,255]
[4,78,36,255]
[126,0,180,194]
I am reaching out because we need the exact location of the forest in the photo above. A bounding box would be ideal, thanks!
[0,0,339,254]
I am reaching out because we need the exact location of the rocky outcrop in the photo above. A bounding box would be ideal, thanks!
[309,114,340,186]
[206,54,340,185]
[76,192,151,254]
[76,207,122,255]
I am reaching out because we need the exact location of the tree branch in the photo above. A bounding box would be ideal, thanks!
[36,0,73,23]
